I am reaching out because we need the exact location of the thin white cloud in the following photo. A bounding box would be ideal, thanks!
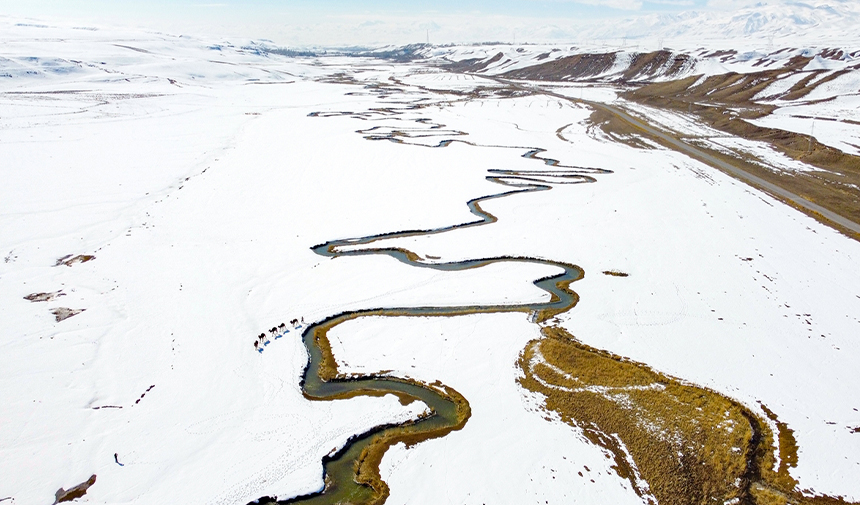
[9,0,852,47]
[648,0,695,6]
[539,0,644,10]
[418,21,442,31]
[705,0,777,8]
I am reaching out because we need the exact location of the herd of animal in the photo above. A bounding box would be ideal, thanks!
[254,317,304,352]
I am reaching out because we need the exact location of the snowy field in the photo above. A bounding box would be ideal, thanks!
[2,18,860,505]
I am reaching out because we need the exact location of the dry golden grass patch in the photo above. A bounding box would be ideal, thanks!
[518,327,858,505]
[520,329,752,505]
[587,108,656,150]
[351,384,471,505]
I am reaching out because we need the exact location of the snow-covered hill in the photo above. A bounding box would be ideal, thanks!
[579,0,860,46]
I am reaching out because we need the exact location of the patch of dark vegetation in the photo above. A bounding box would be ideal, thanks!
[55,254,95,267]
[602,270,629,277]
[24,290,65,302]
[51,307,84,322]
[53,474,96,504]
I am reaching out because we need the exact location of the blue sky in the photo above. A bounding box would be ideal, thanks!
[0,0,773,45]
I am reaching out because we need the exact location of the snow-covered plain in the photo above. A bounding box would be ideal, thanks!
[329,92,860,501]
[3,17,860,505]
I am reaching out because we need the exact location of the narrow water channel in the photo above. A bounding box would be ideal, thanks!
[259,102,607,505]
[253,87,856,505]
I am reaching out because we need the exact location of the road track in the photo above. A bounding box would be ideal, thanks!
[491,76,860,236]
[592,100,860,235]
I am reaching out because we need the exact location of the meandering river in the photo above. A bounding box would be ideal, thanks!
[257,82,843,505]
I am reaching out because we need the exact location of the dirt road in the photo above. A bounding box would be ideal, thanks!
[589,101,860,235]
[490,76,860,236]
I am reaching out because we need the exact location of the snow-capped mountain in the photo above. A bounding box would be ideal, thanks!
[578,0,860,46]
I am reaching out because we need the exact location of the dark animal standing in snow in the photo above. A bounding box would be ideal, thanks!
[278,323,286,333]
[258,333,266,344]
[290,318,298,327]
[254,341,259,350]
[269,327,278,339]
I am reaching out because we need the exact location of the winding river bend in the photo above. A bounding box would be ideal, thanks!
[257,83,850,505]
[257,99,607,505]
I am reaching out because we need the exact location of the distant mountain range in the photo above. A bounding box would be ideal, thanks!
[576,0,860,47]
[251,1,859,57]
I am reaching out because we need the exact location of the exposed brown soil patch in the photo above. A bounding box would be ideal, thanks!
[24,290,65,302]
[518,327,858,505]
[51,307,84,322]
[444,52,505,74]
[500,52,617,81]
[54,474,96,504]
[628,56,811,106]
[55,254,95,267]
[602,270,629,277]
[621,51,692,81]
[494,50,693,83]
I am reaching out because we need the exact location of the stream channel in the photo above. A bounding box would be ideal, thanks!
[260,103,608,505]
[252,82,859,505]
